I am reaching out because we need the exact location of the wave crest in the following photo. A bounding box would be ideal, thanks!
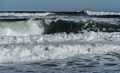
[85,10,120,16]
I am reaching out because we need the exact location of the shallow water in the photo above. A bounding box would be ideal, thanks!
[1,54,120,73]
[0,32,119,73]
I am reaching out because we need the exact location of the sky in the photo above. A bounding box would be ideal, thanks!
[0,0,120,11]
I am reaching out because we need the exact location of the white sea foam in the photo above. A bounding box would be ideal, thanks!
[0,19,44,36]
[0,12,53,17]
[0,32,119,63]
[86,10,120,15]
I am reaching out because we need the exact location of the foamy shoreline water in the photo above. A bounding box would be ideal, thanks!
[0,11,120,73]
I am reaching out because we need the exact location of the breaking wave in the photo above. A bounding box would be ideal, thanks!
[0,11,120,63]
[0,19,44,36]
[85,10,120,16]
[0,19,120,36]
[0,32,120,63]
[0,12,53,17]
[43,20,120,34]
[85,10,120,18]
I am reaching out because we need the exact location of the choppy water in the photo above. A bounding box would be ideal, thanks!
[0,10,120,73]
[1,53,120,73]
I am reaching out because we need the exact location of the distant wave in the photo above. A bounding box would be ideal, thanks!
[85,10,120,15]
[1,10,120,16]
[1,10,120,19]
[0,12,54,17]
[53,10,120,16]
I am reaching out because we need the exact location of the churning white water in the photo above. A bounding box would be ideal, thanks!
[0,11,120,73]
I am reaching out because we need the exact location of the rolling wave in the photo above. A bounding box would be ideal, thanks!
[0,11,120,63]
[85,10,120,16]
[43,20,120,34]
[0,19,44,36]
[0,12,53,17]
[0,19,120,36]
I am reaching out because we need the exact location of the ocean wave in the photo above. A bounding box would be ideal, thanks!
[1,10,120,18]
[0,19,44,36]
[85,10,120,16]
[43,20,120,34]
[0,12,54,17]
[0,32,120,63]
[0,20,119,63]
[0,12,120,63]
[0,18,120,36]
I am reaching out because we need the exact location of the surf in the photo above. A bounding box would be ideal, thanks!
[0,10,120,63]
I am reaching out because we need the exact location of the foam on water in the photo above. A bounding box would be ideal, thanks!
[0,12,53,17]
[0,11,120,73]
[86,10,120,15]
[0,19,44,36]
[0,32,119,63]
[0,11,120,64]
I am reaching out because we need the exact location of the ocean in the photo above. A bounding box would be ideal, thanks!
[0,10,120,73]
